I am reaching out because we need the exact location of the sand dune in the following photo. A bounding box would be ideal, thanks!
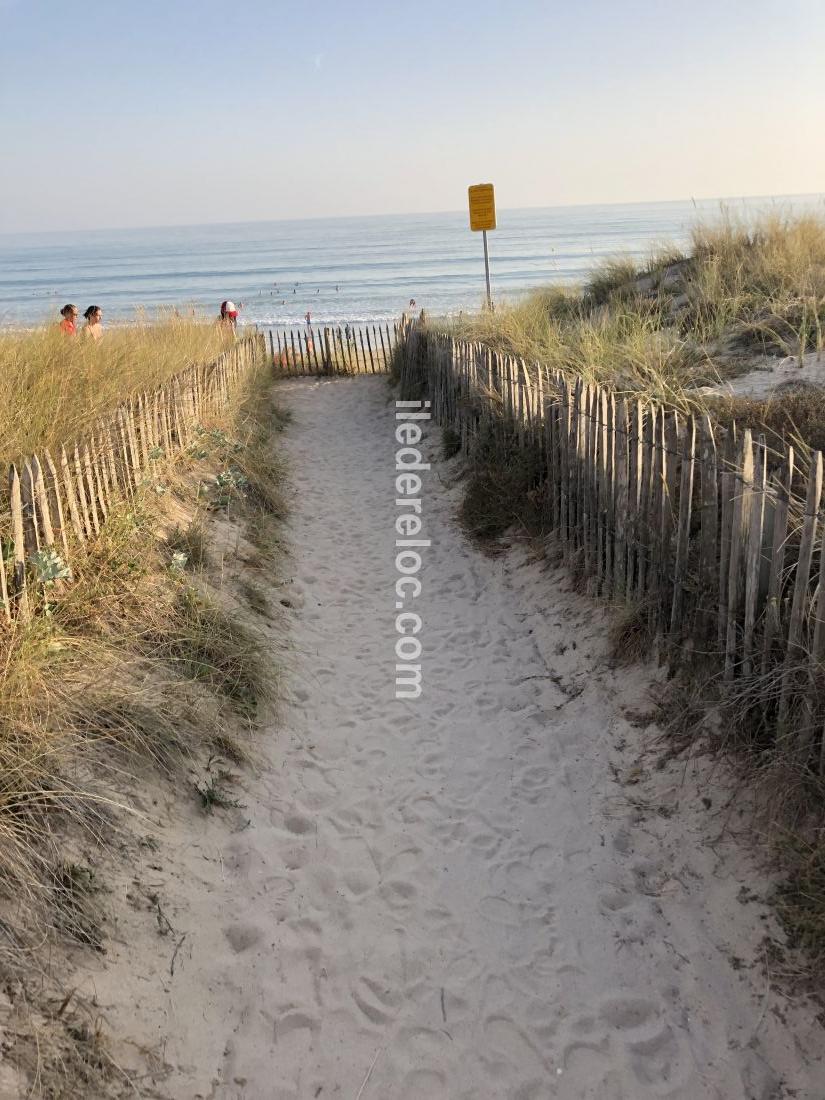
[88,375,825,1098]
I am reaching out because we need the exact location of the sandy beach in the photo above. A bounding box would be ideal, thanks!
[81,374,825,1099]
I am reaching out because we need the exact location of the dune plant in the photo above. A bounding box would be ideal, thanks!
[0,314,235,463]
[444,208,825,437]
[0,347,287,1092]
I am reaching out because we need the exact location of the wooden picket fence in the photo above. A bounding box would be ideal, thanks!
[1,332,267,624]
[399,324,825,766]
[268,321,398,375]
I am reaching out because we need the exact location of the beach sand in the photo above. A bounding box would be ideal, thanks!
[83,375,825,1098]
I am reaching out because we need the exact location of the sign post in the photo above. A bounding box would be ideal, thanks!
[468,183,496,310]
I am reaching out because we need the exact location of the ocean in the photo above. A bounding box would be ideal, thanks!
[1,194,822,330]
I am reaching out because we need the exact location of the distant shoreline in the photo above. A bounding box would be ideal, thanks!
[3,195,824,328]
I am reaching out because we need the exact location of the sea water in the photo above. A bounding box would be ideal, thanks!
[0,194,822,329]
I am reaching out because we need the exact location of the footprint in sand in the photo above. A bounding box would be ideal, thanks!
[628,1024,690,1090]
[519,764,551,789]
[400,795,445,825]
[599,995,659,1031]
[224,922,264,953]
[399,1068,448,1098]
[382,847,423,877]
[397,1025,455,1060]
[379,879,417,911]
[478,895,523,926]
[282,846,311,870]
[598,888,632,914]
[283,813,315,835]
[222,841,252,877]
[495,859,551,898]
[484,1015,547,1075]
[351,975,399,1026]
[274,1009,319,1043]
[469,830,503,857]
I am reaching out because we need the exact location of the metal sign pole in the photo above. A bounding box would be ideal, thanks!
[482,229,492,310]
[468,183,495,309]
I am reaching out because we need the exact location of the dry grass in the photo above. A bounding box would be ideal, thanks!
[707,386,825,455]
[448,283,710,412]
[166,516,211,570]
[445,209,825,430]
[0,314,235,462]
[685,212,825,354]
[149,587,270,716]
[607,601,657,665]
[0,356,287,1094]
[458,429,547,544]
[585,257,641,305]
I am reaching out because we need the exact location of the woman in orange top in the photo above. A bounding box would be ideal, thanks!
[59,304,78,334]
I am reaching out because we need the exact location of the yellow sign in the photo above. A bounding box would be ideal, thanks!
[468,183,496,231]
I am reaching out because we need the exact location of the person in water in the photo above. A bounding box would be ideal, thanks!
[82,305,103,341]
[59,304,78,334]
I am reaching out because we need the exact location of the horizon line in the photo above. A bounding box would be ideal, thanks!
[2,191,823,241]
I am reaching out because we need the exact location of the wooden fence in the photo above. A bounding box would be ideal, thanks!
[1,332,267,624]
[268,321,398,375]
[399,324,825,766]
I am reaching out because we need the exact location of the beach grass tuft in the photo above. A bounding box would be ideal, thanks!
[0,314,235,462]
[444,209,825,432]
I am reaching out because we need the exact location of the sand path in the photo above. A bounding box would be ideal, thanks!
[214,374,822,1099]
[94,374,825,1099]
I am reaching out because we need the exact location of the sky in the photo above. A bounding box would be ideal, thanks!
[1,0,824,233]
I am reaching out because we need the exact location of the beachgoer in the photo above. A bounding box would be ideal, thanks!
[219,300,240,332]
[305,311,311,324]
[59,303,78,335]
[82,305,103,341]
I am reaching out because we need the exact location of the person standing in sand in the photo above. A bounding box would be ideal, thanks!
[58,304,78,334]
[82,305,103,341]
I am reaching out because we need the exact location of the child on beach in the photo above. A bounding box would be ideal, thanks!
[82,305,103,341]
[59,304,78,334]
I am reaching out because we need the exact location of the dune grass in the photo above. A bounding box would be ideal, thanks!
[449,286,709,411]
[683,212,825,353]
[0,314,235,462]
[445,209,825,423]
[0,349,289,1093]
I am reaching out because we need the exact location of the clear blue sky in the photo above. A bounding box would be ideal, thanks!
[1,0,823,232]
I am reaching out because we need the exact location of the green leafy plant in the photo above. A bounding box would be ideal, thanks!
[29,547,71,585]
